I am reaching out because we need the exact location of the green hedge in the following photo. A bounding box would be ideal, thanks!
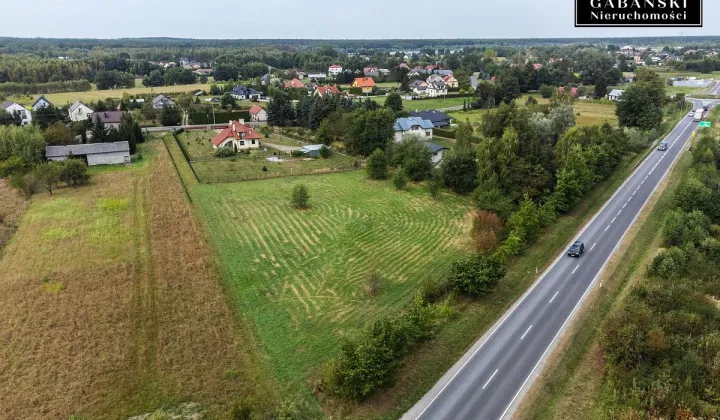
[188,110,250,125]
[433,127,456,138]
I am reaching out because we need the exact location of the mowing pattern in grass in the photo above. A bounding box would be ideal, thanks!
[192,172,472,394]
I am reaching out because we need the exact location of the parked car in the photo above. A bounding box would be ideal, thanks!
[657,141,668,151]
[568,241,585,257]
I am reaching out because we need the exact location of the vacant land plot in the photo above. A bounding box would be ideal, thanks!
[0,141,271,419]
[191,172,473,399]
[448,99,617,127]
[0,180,28,253]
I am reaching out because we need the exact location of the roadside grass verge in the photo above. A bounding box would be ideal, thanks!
[516,148,694,420]
[0,179,29,255]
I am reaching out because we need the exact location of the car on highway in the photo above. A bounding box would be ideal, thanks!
[688,111,695,117]
[568,241,584,257]
[657,141,668,151]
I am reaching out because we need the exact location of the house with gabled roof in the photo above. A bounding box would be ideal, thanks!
[393,116,434,142]
[211,120,263,150]
[0,101,32,125]
[249,105,267,123]
[409,110,451,128]
[442,75,458,88]
[315,85,340,97]
[284,78,305,89]
[32,95,53,111]
[152,95,176,109]
[426,81,447,97]
[68,101,94,122]
[328,64,343,76]
[231,85,264,100]
[351,77,376,93]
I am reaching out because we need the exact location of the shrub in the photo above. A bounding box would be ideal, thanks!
[471,210,504,254]
[291,150,305,158]
[0,156,28,178]
[8,172,38,198]
[391,137,432,181]
[366,270,382,296]
[262,165,268,172]
[442,150,477,194]
[648,247,689,279]
[291,184,310,209]
[393,169,408,190]
[447,255,505,297]
[319,145,332,159]
[59,160,90,187]
[366,149,389,180]
[426,169,443,198]
[420,278,449,303]
[214,147,236,158]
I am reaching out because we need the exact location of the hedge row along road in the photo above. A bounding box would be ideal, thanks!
[403,98,720,420]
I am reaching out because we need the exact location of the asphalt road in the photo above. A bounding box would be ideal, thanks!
[708,80,720,96]
[403,99,717,420]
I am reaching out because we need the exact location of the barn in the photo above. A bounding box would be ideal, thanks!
[46,141,131,166]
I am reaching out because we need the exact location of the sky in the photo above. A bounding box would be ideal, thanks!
[2,0,719,39]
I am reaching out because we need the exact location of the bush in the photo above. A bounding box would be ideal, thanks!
[447,255,505,297]
[366,149,389,179]
[0,156,28,178]
[391,137,432,182]
[319,145,332,159]
[442,150,477,194]
[471,210,504,254]
[59,160,89,187]
[8,172,38,198]
[420,278,449,303]
[648,247,689,279]
[214,147,236,158]
[262,165,268,172]
[291,184,310,209]
[291,150,305,158]
[432,127,456,139]
[393,169,408,190]
[426,169,443,198]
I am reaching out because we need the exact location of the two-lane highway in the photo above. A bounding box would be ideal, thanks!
[403,99,715,420]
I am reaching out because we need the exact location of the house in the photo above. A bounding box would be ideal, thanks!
[284,78,305,89]
[31,95,53,110]
[249,105,267,123]
[211,120,263,150]
[351,77,376,93]
[399,62,410,69]
[558,86,579,97]
[0,101,32,125]
[152,95,176,109]
[301,144,325,157]
[407,69,424,78]
[442,75,459,89]
[205,97,220,103]
[379,68,390,75]
[393,116,434,142]
[409,110,451,128]
[308,73,327,80]
[90,111,125,128]
[231,85,264,100]
[427,143,449,166]
[68,101,94,122]
[193,68,213,76]
[436,69,453,76]
[363,67,379,77]
[607,89,625,101]
[46,141,131,166]
[425,81,447,97]
[470,75,479,90]
[426,74,444,84]
[315,85,341,96]
[426,64,437,72]
[533,63,543,70]
[328,64,343,76]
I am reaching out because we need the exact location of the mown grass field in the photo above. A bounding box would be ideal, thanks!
[448,99,617,127]
[190,172,473,402]
[0,140,271,419]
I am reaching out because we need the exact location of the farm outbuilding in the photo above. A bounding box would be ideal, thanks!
[301,144,324,157]
[46,141,131,166]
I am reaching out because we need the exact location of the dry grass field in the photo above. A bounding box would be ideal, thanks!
[0,180,29,252]
[0,141,272,419]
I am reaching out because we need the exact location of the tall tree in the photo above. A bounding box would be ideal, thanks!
[616,68,665,131]
[90,115,108,142]
[384,93,403,112]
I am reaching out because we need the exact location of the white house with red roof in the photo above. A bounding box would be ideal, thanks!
[442,75,458,88]
[328,64,343,76]
[314,85,341,97]
[284,78,305,89]
[211,120,263,150]
[249,105,267,123]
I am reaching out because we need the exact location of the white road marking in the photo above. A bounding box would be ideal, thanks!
[611,217,616,224]
[622,203,627,209]
[549,291,559,303]
[605,225,610,232]
[572,265,580,274]
[590,243,597,251]
[482,369,498,389]
[520,325,533,340]
[617,210,622,216]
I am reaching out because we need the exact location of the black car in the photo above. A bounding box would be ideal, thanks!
[657,141,668,151]
[568,241,584,257]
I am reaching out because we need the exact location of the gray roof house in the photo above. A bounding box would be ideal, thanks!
[394,116,434,142]
[152,95,176,109]
[32,95,53,110]
[607,89,625,101]
[426,143,449,166]
[46,141,131,166]
[409,110,452,128]
[90,111,125,128]
[301,144,325,157]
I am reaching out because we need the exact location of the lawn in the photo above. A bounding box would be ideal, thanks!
[402,96,468,110]
[448,99,617,127]
[0,140,271,419]
[191,172,473,402]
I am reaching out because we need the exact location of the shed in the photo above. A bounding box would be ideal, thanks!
[301,144,325,157]
[46,141,131,166]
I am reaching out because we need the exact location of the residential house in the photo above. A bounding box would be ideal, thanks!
[192,68,213,76]
[393,116,434,142]
[407,69,424,77]
[558,86,579,97]
[470,75,479,90]
[152,95,176,109]
[68,101,94,122]
[443,75,458,88]
[436,69,453,76]
[399,62,410,69]
[31,95,53,110]
[411,81,428,95]
[297,72,307,79]
[607,89,625,101]
[351,77,376,93]
[328,64,343,76]
[46,141,131,166]
[363,67,379,77]
[533,63,543,70]
[409,110,451,128]
[231,85,264,100]
[379,68,390,76]
[0,101,32,125]
[315,85,341,96]
[249,105,267,123]
[90,111,125,128]
[427,143,449,166]
[211,120,263,150]
[284,78,305,89]
[301,144,325,157]
[426,74,444,84]
[425,81,447,97]
[308,73,327,81]
[425,64,437,72]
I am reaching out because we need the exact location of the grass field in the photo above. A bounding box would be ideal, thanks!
[448,99,617,127]
[0,140,272,418]
[190,172,473,404]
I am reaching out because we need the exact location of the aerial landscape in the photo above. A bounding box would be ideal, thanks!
[1,1,720,419]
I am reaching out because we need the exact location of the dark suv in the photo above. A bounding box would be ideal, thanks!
[568,241,585,257]
[657,141,668,151]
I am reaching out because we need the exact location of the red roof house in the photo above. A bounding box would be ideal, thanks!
[315,85,340,96]
[212,120,263,149]
[351,77,376,93]
[284,78,305,88]
[248,105,267,122]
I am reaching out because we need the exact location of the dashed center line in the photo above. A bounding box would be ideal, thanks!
[605,225,610,232]
[572,264,580,274]
[549,291,559,303]
[617,210,622,216]
[611,217,616,224]
[622,203,627,209]
[520,325,533,340]
[482,369,499,389]
[590,242,597,251]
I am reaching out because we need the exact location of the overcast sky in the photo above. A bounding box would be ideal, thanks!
[3,0,719,39]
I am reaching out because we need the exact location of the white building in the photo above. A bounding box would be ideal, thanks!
[328,65,343,76]
[0,101,32,125]
[46,142,131,166]
[426,81,448,97]
[607,89,625,101]
[68,101,94,122]
[393,117,434,142]
[31,95,53,111]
